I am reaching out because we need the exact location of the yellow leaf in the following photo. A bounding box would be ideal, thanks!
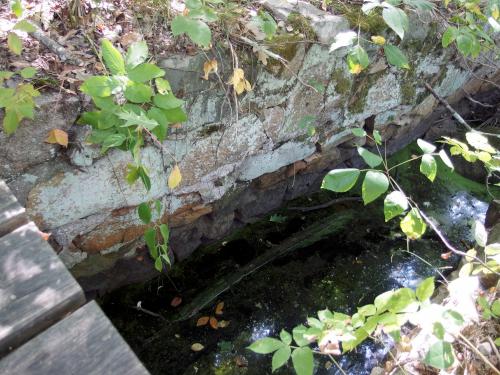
[196,316,209,326]
[228,68,251,95]
[168,165,182,189]
[215,301,224,315]
[191,343,204,351]
[349,63,363,74]
[203,59,218,80]
[492,5,499,20]
[45,129,68,147]
[217,320,230,328]
[371,35,386,45]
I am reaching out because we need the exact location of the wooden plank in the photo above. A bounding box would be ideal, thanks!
[0,301,150,375]
[0,181,27,238]
[0,222,85,357]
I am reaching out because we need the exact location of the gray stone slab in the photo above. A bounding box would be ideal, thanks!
[0,180,27,238]
[0,222,85,356]
[0,301,150,375]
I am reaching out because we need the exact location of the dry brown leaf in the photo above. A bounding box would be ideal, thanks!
[215,301,224,315]
[170,296,182,307]
[209,316,218,330]
[168,165,182,189]
[196,316,210,327]
[191,343,204,352]
[203,59,218,80]
[45,129,68,147]
[228,68,251,95]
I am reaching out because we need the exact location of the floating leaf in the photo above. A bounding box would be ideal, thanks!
[322,168,360,192]
[197,316,210,326]
[45,129,69,147]
[170,296,182,307]
[209,316,218,329]
[168,165,182,189]
[362,170,389,204]
[384,190,408,222]
[215,301,224,315]
[400,208,427,239]
[203,59,218,80]
[191,343,205,352]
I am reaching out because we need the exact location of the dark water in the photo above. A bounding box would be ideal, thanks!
[100,145,493,375]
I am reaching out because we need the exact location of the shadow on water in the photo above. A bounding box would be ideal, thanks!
[100,144,493,375]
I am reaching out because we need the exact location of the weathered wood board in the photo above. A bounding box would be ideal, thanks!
[0,301,150,375]
[0,222,85,356]
[0,181,27,238]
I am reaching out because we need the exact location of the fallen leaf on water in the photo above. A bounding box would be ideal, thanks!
[203,59,218,80]
[170,296,182,307]
[45,129,68,147]
[218,320,230,328]
[209,316,218,329]
[191,343,204,352]
[168,165,182,189]
[196,316,209,327]
[215,301,224,315]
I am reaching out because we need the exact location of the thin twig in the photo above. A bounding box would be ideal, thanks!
[327,354,348,375]
[31,23,84,66]
[458,332,500,375]
[287,197,362,212]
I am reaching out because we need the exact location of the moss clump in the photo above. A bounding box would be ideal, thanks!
[400,68,417,104]
[287,12,316,39]
[331,68,352,95]
[347,71,384,114]
[198,123,222,137]
[332,4,386,34]
[264,33,304,72]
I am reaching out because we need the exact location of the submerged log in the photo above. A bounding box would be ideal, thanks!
[173,208,358,322]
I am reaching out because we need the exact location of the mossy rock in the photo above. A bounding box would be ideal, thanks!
[287,12,317,40]
[332,3,386,34]
[347,70,385,114]
[264,33,305,72]
[331,68,352,95]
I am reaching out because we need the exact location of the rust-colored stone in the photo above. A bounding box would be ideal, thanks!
[169,204,213,227]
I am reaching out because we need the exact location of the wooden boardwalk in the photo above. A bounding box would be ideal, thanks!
[0,180,149,374]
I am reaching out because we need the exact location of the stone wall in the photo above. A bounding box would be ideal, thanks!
[1,2,498,294]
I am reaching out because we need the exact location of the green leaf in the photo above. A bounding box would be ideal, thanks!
[80,76,112,97]
[466,132,496,153]
[383,44,409,69]
[433,322,445,340]
[138,202,152,224]
[384,191,408,222]
[442,310,464,327]
[163,107,188,123]
[13,20,36,33]
[3,109,19,134]
[7,32,22,55]
[247,338,283,354]
[128,63,165,83]
[154,256,163,272]
[351,128,366,137]
[442,26,458,47]
[292,325,309,347]
[154,200,162,216]
[438,149,454,170]
[387,288,415,313]
[373,130,382,145]
[138,166,151,191]
[117,110,159,129]
[153,93,185,109]
[357,147,383,168]
[417,138,437,153]
[423,341,455,369]
[347,45,370,71]
[400,208,427,239]
[272,346,291,372]
[256,11,277,38]
[322,168,360,192]
[11,0,23,17]
[403,0,434,10]
[491,300,500,317]
[101,133,126,152]
[495,338,500,347]
[171,15,212,47]
[101,39,126,75]
[375,290,395,313]
[144,227,157,258]
[155,78,171,94]
[291,347,314,375]
[416,277,435,302]
[159,223,169,243]
[280,329,292,346]
[358,304,376,316]
[125,41,148,69]
[362,170,389,204]
[124,82,153,103]
[420,154,437,182]
[0,87,15,107]
[382,6,409,39]
[19,66,37,78]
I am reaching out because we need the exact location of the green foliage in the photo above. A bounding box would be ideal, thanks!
[254,11,278,39]
[138,200,171,271]
[7,1,36,55]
